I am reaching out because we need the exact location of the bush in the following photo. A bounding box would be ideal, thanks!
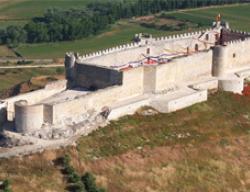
[1,179,12,192]
[62,155,106,192]
[82,172,106,192]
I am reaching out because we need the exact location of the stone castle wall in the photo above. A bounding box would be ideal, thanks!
[212,38,250,77]
[15,101,44,133]
[0,80,67,130]
[226,38,250,69]
[3,27,250,134]
[46,67,144,124]
[152,50,213,92]
[79,28,217,67]
[75,64,123,89]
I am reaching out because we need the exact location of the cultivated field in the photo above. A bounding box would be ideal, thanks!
[167,4,250,31]
[16,21,174,59]
[0,91,250,191]
[0,0,91,20]
[14,3,250,59]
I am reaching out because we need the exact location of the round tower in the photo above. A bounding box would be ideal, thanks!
[15,100,44,133]
[212,45,228,77]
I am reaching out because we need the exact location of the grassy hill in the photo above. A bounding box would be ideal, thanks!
[0,91,250,191]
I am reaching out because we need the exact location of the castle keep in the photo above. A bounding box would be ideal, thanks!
[1,20,250,139]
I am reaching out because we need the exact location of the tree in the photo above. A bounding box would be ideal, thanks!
[5,26,27,46]
[82,172,106,192]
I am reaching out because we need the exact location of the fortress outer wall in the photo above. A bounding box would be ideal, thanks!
[15,100,44,133]
[75,64,122,90]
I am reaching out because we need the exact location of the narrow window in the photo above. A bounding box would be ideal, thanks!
[147,48,150,54]
[195,44,199,52]
[206,34,209,41]
[215,34,219,41]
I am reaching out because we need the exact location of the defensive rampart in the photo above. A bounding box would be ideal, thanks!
[15,100,44,133]
[2,25,250,137]
[154,50,213,92]
[45,67,144,124]
[75,64,123,89]
[3,80,67,121]
[79,28,215,65]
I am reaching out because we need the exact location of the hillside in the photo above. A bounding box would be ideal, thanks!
[0,91,250,191]
[0,2,250,192]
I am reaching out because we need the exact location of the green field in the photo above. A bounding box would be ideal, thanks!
[16,21,182,59]
[167,4,250,31]
[14,3,250,59]
[0,0,92,20]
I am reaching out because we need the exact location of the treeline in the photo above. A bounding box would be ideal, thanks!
[0,0,246,45]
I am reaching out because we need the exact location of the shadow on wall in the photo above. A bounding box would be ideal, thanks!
[0,102,7,129]
[75,64,123,90]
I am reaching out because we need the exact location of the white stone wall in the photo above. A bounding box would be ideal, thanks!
[218,78,244,94]
[226,39,250,70]
[84,46,148,67]
[49,67,144,124]
[80,28,218,68]
[167,90,207,112]
[15,101,44,133]
[154,50,213,92]
[4,80,66,121]
[212,39,250,77]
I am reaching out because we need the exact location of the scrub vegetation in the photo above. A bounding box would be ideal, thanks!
[0,91,250,192]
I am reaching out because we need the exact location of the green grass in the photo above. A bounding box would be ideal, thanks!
[1,91,250,192]
[16,21,188,59]
[77,92,250,160]
[15,3,250,59]
[0,67,64,92]
[167,4,250,31]
[0,0,92,20]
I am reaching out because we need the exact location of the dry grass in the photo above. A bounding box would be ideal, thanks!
[0,45,16,57]
[0,91,250,191]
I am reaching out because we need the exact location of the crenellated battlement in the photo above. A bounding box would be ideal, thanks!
[3,21,250,148]
[77,28,213,62]
[77,42,141,61]
[226,36,250,46]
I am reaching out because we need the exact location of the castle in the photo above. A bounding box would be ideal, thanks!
[1,19,250,140]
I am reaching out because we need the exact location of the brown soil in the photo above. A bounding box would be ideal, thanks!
[81,136,250,192]
[0,75,64,99]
